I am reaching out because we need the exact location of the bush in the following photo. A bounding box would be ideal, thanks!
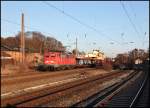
[102,63,112,71]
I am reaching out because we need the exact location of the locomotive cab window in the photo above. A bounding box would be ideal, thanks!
[45,55,49,58]
[50,54,56,57]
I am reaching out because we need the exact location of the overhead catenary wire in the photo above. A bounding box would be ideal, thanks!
[42,1,123,46]
[42,1,126,56]
[128,1,144,35]
[4,1,142,56]
[1,18,119,58]
[1,18,57,38]
[120,1,142,41]
[1,17,113,56]
[128,2,147,47]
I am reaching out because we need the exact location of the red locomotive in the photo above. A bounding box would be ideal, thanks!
[44,51,76,65]
[37,50,77,71]
[37,50,107,71]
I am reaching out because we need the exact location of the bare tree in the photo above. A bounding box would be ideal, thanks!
[1,31,66,53]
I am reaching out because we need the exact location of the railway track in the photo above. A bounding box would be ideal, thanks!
[134,77,149,107]
[1,71,126,107]
[103,70,149,107]
[71,70,139,107]
[2,68,95,85]
[104,62,149,107]
[73,69,148,107]
[1,68,108,94]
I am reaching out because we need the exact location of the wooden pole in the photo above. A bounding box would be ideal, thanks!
[21,13,25,63]
[76,37,78,57]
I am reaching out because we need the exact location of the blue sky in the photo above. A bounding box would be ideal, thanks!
[1,1,149,57]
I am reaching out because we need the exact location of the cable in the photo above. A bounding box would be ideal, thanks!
[1,18,57,38]
[2,19,21,26]
[1,18,114,56]
[129,2,143,34]
[128,2,147,47]
[42,1,122,45]
[120,1,141,40]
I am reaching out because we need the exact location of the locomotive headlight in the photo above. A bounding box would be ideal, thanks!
[45,61,49,63]
[50,61,54,63]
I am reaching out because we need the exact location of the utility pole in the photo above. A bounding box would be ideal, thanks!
[75,37,78,57]
[21,13,25,63]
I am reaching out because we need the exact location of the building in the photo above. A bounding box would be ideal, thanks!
[85,50,105,60]
[1,45,14,67]
[134,58,143,64]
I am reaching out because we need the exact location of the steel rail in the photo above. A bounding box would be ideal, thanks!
[96,71,147,107]
[94,71,143,107]
[2,71,121,107]
[71,70,137,107]
[16,72,122,107]
[129,72,148,107]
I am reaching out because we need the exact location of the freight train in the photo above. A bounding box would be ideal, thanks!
[112,59,149,70]
[36,50,105,71]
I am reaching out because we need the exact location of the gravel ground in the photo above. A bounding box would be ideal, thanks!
[41,72,131,107]
[1,70,133,107]
[1,68,110,94]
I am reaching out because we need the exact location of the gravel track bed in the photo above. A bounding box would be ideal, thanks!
[1,71,122,107]
[42,72,130,107]
[1,68,109,94]
[2,68,95,84]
